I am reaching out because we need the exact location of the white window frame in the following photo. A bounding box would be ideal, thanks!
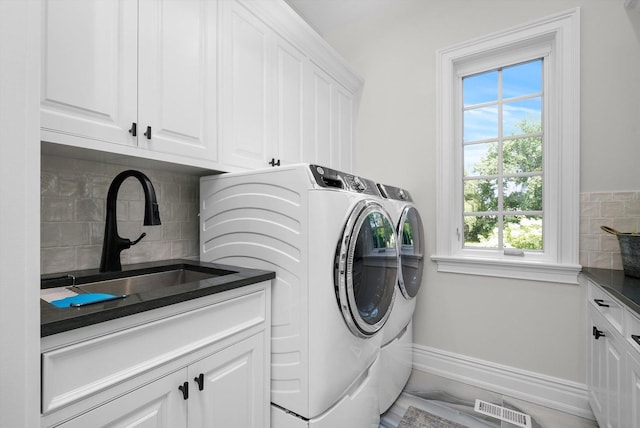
[432,8,581,284]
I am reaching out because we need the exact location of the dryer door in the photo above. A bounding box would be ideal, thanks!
[398,206,424,299]
[335,200,398,337]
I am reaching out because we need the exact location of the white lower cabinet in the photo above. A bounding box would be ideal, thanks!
[626,308,640,427]
[55,369,187,428]
[41,282,270,428]
[585,278,640,428]
[55,333,264,428]
[188,333,264,427]
[628,351,640,427]
[588,304,624,428]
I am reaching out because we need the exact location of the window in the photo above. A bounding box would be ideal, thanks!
[463,59,543,251]
[433,9,581,283]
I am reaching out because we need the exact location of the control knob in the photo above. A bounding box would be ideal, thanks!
[352,176,366,192]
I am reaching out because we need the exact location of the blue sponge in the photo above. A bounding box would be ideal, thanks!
[50,293,124,308]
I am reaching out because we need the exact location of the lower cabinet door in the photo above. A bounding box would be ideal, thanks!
[58,369,187,428]
[605,333,624,428]
[188,332,266,427]
[628,352,640,428]
[588,307,607,424]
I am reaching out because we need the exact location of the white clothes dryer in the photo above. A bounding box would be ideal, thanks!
[200,164,398,427]
[376,183,425,413]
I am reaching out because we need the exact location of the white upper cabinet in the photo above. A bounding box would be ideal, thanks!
[41,0,218,166]
[137,0,218,161]
[219,0,362,172]
[41,0,138,148]
[274,37,306,167]
[305,63,355,172]
[219,0,308,170]
[41,0,362,173]
[219,0,272,170]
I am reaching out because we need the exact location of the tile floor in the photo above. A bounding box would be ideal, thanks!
[380,371,599,428]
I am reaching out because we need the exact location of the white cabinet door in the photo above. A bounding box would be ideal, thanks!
[188,332,267,427]
[629,352,640,428]
[605,333,624,428]
[58,369,187,428]
[42,0,218,165]
[304,63,355,172]
[273,37,305,167]
[589,305,625,428]
[333,83,355,172]
[138,0,218,161]
[219,0,310,171]
[588,307,607,423]
[41,0,137,147]
[219,0,272,170]
[305,64,333,167]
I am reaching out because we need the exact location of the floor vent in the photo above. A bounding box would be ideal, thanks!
[473,399,532,428]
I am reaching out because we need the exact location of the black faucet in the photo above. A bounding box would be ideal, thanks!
[99,170,162,272]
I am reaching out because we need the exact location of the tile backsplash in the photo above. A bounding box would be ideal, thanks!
[41,155,200,274]
[580,191,640,270]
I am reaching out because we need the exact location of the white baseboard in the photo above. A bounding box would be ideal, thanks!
[412,344,594,420]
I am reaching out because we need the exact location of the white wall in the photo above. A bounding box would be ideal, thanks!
[324,0,640,384]
[0,1,40,426]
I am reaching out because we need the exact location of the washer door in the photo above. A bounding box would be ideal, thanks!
[335,200,398,337]
[398,206,424,299]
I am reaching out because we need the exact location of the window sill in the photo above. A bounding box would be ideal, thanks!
[431,254,581,284]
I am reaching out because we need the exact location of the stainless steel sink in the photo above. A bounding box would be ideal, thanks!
[43,264,236,296]
[72,268,222,296]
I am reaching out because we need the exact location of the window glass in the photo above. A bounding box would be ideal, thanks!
[464,178,498,211]
[503,97,542,135]
[503,60,542,98]
[464,106,498,142]
[463,71,498,105]
[503,176,543,211]
[464,215,498,248]
[462,58,543,251]
[504,215,543,250]
[464,143,497,176]
[502,137,542,174]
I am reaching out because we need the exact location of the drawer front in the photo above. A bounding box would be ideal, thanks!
[588,281,623,335]
[42,288,266,415]
[626,309,640,357]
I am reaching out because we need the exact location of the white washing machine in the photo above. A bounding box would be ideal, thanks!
[200,164,399,428]
[375,183,425,413]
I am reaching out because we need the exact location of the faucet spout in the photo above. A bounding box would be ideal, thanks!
[99,170,161,272]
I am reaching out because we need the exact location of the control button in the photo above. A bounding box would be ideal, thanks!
[352,176,366,192]
[399,189,408,200]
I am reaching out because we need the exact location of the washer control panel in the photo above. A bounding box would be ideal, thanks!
[309,165,380,196]
[377,183,413,202]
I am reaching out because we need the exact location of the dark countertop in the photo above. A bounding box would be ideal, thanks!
[582,267,640,315]
[41,259,275,337]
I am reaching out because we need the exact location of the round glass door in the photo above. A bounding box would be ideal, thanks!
[398,206,424,299]
[335,200,398,337]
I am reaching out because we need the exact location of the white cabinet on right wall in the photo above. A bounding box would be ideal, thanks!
[585,277,640,428]
[588,304,624,428]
